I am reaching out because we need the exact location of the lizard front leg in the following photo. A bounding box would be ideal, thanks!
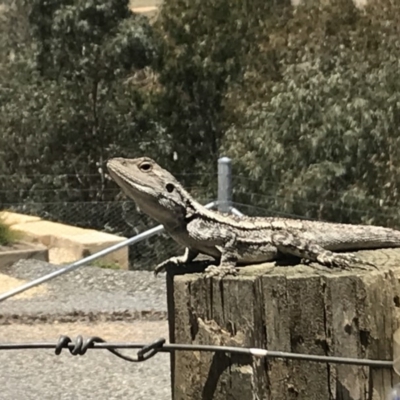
[271,231,377,271]
[204,233,240,278]
[154,247,199,276]
[184,219,240,278]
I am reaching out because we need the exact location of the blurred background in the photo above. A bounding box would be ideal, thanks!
[1,0,400,270]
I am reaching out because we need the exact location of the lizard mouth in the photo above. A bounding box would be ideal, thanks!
[108,168,149,195]
[106,159,158,202]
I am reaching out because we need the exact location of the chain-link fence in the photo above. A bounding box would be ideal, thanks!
[3,162,400,271]
[0,169,217,271]
[1,200,181,271]
[1,181,216,271]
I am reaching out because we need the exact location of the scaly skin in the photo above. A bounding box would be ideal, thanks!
[107,157,400,277]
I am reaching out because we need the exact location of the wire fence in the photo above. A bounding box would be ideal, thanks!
[0,198,298,271]
[0,172,215,270]
[1,200,184,270]
[2,333,400,399]
[1,333,394,368]
[3,170,400,271]
[3,171,400,398]
[0,171,208,271]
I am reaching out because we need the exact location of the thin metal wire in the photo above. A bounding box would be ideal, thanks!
[230,207,244,217]
[233,191,400,221]
[0,201,217,302]
[232,202,315,220]
[0,334,393,368]
[0,172,216,178]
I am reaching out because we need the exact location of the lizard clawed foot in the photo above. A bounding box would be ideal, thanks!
[154,258,183,276]
[154,263,167,276]
[204,265,239,278]
[316,252,378,271]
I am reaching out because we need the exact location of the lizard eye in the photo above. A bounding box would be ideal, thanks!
[166,183,174,193]
[139,162,152,171]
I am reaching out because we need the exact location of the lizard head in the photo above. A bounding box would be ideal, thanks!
[107,157,192,224]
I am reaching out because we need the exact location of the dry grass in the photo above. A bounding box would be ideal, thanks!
[0,273,48,299]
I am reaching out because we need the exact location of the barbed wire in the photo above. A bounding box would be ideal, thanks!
[0,334,394,368]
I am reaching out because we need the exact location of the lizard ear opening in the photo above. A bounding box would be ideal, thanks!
[166,183,175,193]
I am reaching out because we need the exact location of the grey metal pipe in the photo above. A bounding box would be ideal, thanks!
[217,157,232,214]
[230,207,244,217]
[0,201,217,302]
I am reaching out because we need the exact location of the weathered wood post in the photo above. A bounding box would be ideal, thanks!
[167,248,400,400]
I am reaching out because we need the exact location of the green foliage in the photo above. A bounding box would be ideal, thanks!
[0,218,20,246]
[28,0,155,79]
[223,0,400,227]
[0,0,160,206]
[0,0,168,271]
[149,0,290,182]
[3,0,400,266]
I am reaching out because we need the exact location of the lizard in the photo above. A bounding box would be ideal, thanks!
[106,156,400,277]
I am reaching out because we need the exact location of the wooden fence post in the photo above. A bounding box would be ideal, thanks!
[167,248,400,400]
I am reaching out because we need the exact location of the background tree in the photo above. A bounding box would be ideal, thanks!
[3,0,400,269]
[147,0,291,195]
[0,0,159,206]
[222,0,400,227]
[0,0,165,268]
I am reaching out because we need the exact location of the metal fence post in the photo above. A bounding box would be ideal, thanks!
[218,157,232,213]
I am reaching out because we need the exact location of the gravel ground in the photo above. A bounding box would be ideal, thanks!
[0,321,170,400]
[0,260,171,400]
[1,260,167,322]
